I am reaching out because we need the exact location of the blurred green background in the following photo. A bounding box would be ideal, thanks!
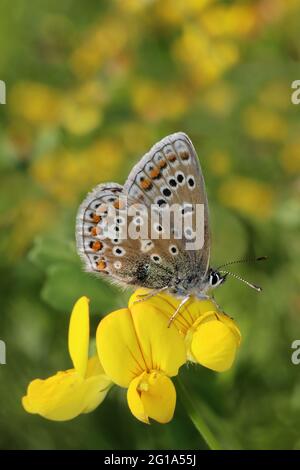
[0,0,300,450]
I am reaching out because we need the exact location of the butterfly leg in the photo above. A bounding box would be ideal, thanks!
[198,293,231,318]
[167,295,191,328]
[134,286,169,304]
[209,294,230,316]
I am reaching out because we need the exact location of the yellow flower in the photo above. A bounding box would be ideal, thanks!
[129,290,241,373]
[60,81,105,136]
[22,297,112,421]
[218,176,275,219]
[30,139,122,205]
[184,311,241,372]
[96,301,186,424]
[132,81,188,122]
[153,0,211,26]
[200,4,256,38]
[202,82,236,117]
[9,82,62,126]
[173,26,239,87]
[70,19,128,79]
[243,105,287,142]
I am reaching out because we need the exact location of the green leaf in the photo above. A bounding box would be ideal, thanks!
[29,236,78,271]
[41,262,119,314]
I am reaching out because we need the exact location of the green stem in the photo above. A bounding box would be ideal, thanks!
[176,377,222,450]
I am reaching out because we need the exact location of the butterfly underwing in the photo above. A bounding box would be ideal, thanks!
[76,132,227,307]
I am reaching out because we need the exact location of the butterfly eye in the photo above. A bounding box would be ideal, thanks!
[210,272,220,286]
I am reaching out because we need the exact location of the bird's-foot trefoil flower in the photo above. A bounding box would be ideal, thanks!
[129,289,241,372]
[22,297,112,421]
[96,298,186,424]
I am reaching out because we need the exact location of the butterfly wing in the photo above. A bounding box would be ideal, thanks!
[76,183,175,289]
[76,133,210,292]
[124,132,211,278]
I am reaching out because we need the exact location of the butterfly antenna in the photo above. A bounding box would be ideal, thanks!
[217,256,267,270]
[219,270,262,292]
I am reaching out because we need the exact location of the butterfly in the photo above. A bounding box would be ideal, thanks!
[76,132,263,324]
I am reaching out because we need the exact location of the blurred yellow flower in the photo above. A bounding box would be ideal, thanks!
[218,176,275,219]
[22,297,112,421]
[118,122,155,155]
[132,81,188,122]
[153,0,211,26]
[8,198,57,258]
[30,139,122,204]
[281,141,300,174]
[202,82,236,117]
[173,27,239,87]
[200,4,256,38]
[61,82,105,135]
[9,82,62,126]
[70,19,129,79]
[243,105,287,142]
[96,299,186,423]
[129,290,241,373]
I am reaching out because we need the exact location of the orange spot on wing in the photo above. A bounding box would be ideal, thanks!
[140,179,153,190]
[92,213,101,223]
[113,199,125,210]
[167,154,177,162]
[97,259,107,270]
[91,227,99,236]
[180,151,190,160]
[158,159,167,169]
[92,241,103,252]
[150,167,160,179]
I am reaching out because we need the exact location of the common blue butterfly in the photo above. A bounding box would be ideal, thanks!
[76,132,263,323]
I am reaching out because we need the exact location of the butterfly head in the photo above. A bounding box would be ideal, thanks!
[206,269,227,290]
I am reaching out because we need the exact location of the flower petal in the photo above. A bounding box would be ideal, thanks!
[97,308,147,387]
[127,372,176,424]
[68,296,90,377]
[22,370,86,421]
[97,301,185,387]
[22,356,111,421]
[129,289,216,335]
[130,300,186,377]
[189,312,241,372]
[127,373,149,424]
[80,357,112,413]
